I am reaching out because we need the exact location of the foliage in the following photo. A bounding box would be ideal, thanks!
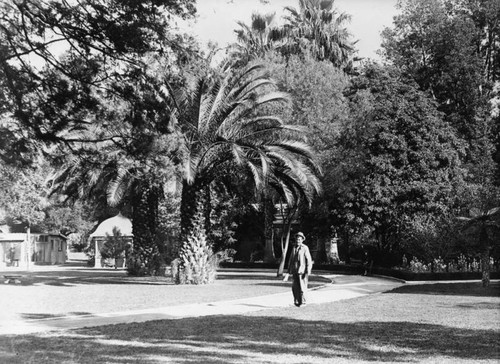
[0,163,47,227]
[100,227,129,260]
[458,205,500,286]
[0,0,197,159]
[1,0,201,275]
[167,62,321,282]
[207,190,239,253]
[260,53,348,250]
[39,202,94,236]
[381,0,498,184]
[281,0,357,69]
[226,12,284,68]
[398,212,464,262]
[156,190,182,264]
[380,0,500,278]
[332,64,464,258]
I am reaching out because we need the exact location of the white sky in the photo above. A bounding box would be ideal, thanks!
[179,0,399,60]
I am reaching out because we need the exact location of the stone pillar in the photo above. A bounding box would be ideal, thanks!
[94,239,101,268]
[327,237,340,264]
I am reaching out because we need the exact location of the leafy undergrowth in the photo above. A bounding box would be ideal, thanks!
[1,282,498,363]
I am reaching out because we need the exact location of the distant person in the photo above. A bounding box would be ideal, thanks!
[284,232,313,307]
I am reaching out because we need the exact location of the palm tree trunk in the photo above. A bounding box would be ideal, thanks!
[180,180,207,246]
[177,179,216,284]
[127,181,161,276]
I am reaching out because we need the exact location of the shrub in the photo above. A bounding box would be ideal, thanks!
[100,228,128,260]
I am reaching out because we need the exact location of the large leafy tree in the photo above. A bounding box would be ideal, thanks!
[331,64,464,263]
[167,63,322,283]
[1,0,200,275]
[381,0,500,268]
[381,0,498,187]
[0,163,47,269]
[0,0,196,147]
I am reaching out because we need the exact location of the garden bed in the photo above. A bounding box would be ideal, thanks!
[220,262,500,281]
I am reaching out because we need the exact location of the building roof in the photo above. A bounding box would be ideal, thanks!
[89,213,133,238]
[0,233,27,243]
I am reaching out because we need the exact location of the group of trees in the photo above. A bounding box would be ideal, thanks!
[1,0,499,285]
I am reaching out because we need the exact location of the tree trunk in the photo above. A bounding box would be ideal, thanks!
[263,196,275,263]
[480,226,490,287]
[276,205,296,277]
[127,181,161,276]
[176,179,216,284]
[277,221,292,277]
[180,179,206,246]
[344,230,351,264]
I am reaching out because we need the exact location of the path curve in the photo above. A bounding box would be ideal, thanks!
[0,269,404,336]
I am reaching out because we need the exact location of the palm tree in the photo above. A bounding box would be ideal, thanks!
[282,0,356,69]
[269,162,322,276]
[50,137,178,275]
[49,84,182,276]
[226,12,285,68]
[166,63,322,283]
[458,207,500,287]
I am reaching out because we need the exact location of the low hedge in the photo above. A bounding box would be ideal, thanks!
[220,261,500,281]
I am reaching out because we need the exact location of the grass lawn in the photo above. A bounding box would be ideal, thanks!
[0,282,498,363]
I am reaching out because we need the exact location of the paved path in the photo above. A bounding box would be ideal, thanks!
[0,271,404,336]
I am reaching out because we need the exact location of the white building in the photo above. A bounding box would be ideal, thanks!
[88,213,133,268]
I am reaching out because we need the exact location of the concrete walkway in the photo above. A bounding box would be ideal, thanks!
[0,269,404,336]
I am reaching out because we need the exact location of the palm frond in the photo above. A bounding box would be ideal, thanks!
[246,160,263,190]
[107,167,131,207]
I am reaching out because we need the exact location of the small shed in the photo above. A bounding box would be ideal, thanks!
[89,213,133,268]
[33,233,68,265]
[0,232,67,268]
[0,233,26,268]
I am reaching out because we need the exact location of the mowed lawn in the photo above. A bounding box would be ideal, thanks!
[0,282,498,364]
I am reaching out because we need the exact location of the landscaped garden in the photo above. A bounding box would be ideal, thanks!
[1,0,500,361]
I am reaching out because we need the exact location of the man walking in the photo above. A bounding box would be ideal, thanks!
[284,232,313,307]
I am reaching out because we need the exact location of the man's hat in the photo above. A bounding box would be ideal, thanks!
[295,232,305,240]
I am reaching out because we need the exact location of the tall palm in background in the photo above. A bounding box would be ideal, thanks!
[282,0,356,69]
[227,12,284,67]
[167,63,322,283]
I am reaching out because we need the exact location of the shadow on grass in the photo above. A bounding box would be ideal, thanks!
[2,270,313,288]
[388,282,500,297]
[21,312,92,320]
[1,316,498,363]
